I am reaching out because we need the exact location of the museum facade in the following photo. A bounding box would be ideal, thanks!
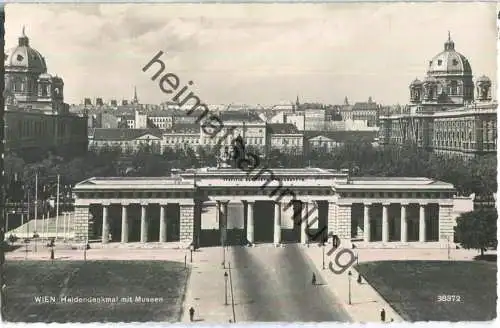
[378,33,497,158]
[73,167,457,248]
[4,28,88,160]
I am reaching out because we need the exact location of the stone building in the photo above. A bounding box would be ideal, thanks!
[72,167,461,249]
[88,128,162,153]
[267,123,304,155]
[379,33,497,158]
[3,27,88,160]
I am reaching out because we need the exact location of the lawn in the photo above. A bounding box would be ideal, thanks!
[3,260,190,323]
[356,260,497,321]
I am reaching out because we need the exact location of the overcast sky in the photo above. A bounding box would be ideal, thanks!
[5,3,497,106]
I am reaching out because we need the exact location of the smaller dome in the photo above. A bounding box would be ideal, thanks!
[423,75,437,84]
[476,75,491,84]
[410,78,422,87]
[38,73,52,80]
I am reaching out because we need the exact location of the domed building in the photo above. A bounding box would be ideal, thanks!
[3,27,88,161]
[4,27,66,113]
[379,33,497,158]
[409,33,487,107]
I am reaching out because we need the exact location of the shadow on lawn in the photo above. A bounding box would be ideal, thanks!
[3,244,22,252]
[473,254,497,262]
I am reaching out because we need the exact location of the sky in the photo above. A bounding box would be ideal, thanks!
[4,2,497,106]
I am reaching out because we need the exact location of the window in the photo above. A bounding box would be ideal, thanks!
[437,59,442,66]
[452,59,458,66]
[451,81,458,95]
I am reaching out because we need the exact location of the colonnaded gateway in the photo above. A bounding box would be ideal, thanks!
[72,168,457,248]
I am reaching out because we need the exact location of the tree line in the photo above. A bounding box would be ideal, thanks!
[4,142,496,201]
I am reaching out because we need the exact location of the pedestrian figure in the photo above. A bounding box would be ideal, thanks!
[311,273,317,285]
[189,306,195,322]
[357,273,362,284]
[390,318,394,322]
[380,308,386,322]
[50,248,55,261]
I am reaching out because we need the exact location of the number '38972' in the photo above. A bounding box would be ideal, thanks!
[436,295,462,302]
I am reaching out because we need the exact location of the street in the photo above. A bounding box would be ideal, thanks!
[229,244,351,322]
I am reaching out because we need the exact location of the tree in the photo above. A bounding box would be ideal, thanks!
[454,209,497,256]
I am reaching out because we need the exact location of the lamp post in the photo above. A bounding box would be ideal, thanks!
[348,270,352,305]
[322,244,325,270]
[33,233,39,253]
[84,237,88,262]
[5,211,12,233]
[224,271,229,305]
[24,238,29,260]
[447,236,451,260]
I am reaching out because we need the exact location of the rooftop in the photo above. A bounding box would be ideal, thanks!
[92,128,163,141]
[267,123,300,134]
[75,177,195,190]
[304,130,378,141]
[335,177,454,190]
[73,168,455,192]
[164,123,200,134]
[183,167,345,177]
[219,111,263,122]
[352,102,378,111]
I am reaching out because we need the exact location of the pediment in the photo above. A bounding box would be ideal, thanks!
[309,135,333,142]
[75,179,96,186]
[136,134,161,140]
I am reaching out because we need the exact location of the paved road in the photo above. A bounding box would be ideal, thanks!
[229,244,351,322]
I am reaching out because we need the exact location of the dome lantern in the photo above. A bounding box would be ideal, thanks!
[18,25,29,47]
[444,31,455,51]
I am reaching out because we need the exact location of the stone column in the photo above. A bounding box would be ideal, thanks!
[180,202,195,243]
[102,204,109,244]
[246,201,254,245]
[382,203,389,242]
[121,204,128,243]
[159,205,167,242]
[419,203,426,242]
[363,203,370,242]
[140,203,148,243]
[274,202,281,245]
[219,201,228,245]
[438,203,454,242]
[73,205,90,242]
[301,202,308,244]
[336,204,352,241]
[327,202,337,237]
[400,203,408,242]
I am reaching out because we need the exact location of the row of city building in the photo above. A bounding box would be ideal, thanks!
[84,95,380,133]
[3,30,497,162]
[88,120,378,155]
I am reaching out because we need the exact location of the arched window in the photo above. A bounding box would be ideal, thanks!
[13,79,22,92]
[451,81,458,95]
[41,84,47,97]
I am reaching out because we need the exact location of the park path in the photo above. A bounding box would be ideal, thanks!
[301,243,490,323]
[5,241,491,323]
